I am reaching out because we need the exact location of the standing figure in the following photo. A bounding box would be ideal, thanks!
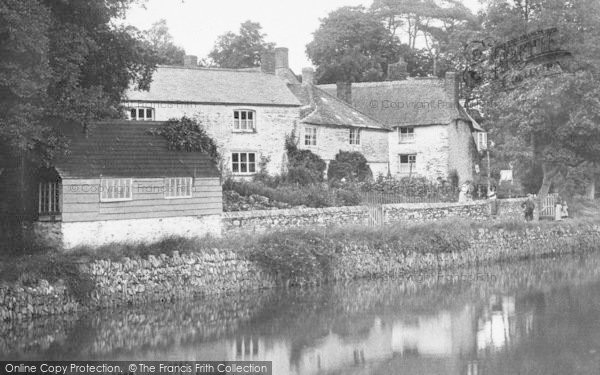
[561,200,569,219]
[522,194,535,221]
[555,201,563,221]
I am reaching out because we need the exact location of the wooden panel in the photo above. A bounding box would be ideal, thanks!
[64,207,222,222]
[98,197,222,211]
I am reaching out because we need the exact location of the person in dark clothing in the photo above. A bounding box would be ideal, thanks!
[522,194,535,221]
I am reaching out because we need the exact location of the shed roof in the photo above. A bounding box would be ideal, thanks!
[125,65,301,107]
[287,84,389,130]
[54,121,220,179]
[319,79,468,127]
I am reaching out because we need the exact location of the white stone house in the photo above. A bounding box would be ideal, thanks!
[286,68,391,177]
[123,57,301,177]
[34,121,222,248]
[269,48,391,177]
[319,61,486,183]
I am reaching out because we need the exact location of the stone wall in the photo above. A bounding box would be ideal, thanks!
[122,101,298,176]
[297,125,389,177]
[222,200,522,234]
[3,219,597,323]
[388,124,449,181]
[34,215,222,249]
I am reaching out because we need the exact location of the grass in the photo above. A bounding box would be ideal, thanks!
[0,216,596,293]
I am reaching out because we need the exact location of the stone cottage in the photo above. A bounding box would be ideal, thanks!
[319,60,486,183]
[123,55,301,177]
[34,121,222,248]
[284,66,391,177]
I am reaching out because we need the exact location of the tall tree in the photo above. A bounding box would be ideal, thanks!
[144,19,186,66]
[208,21,274,68]
[0,0,158,238]
[479,0,600,197]
[306,6,399,83]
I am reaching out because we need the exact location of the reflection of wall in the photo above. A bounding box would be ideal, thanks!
[227,337,292,375]
[477,296,517,350]
[294,318,393,375]
[391,306,475,357]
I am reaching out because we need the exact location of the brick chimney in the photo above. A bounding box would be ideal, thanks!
[444,71,459,106]
[261,50,276,74]
[183,55,198,67]
[386,58,408,80]
[302,67,315,86]
[336,81,352,104]
[274,47,289,70]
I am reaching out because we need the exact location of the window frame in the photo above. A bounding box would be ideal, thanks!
[398,126,415,143]
[398,154,417,174]
[233,109,256,132]
[128,107,155,121]
[349,128,361,145]
[231,152,257,175]
[38,181,61,216]
[304,126,317,146]
[164,177,193,199]
[100,178,133,202]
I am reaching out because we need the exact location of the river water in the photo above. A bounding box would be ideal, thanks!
[3,251,600,374]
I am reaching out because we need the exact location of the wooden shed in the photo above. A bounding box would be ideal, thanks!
[34,121,222,248]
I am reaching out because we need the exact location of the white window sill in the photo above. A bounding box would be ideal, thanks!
[100,198,133,203]
[37,214,62,222]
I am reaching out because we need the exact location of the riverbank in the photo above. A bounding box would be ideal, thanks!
[1,218,599,322]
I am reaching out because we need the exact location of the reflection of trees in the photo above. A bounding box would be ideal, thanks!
[5,251,600,367]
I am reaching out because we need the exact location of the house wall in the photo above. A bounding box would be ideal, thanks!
[122,101,298,176]
[388,124,449,181]
[297,124,390,177]
[61,177,222,222]
[447,119,475,184]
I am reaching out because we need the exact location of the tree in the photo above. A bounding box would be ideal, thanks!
[480,0,600,198]
[144,19,186,65]
[208,21,274,68]
[306,6,399,83]
[371,0,480,76]
[327,151,372,182]
[0,0,158,242]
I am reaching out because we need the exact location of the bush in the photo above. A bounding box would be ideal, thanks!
[327,151,372,182]
[285,133,326,185]
[246,229,339,286]
[336,188,362,206]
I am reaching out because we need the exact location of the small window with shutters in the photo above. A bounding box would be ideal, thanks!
[100,178,133,202]
[38,181,61,216]
[164,177,193,199]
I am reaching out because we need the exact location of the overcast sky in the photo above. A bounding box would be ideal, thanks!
[125,0,482,72]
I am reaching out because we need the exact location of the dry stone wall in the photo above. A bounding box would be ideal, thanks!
[1,220,598,324]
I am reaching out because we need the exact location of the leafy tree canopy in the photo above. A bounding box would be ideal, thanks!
[208,21,274,69]
[306,6,399,83]
[480,0,600,197]
[144,19,186,66]
[0,0,159,165]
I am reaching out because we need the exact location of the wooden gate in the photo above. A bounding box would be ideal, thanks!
[367,205,384,226]
[539,193,559,219]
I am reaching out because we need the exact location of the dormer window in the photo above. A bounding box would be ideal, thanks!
[128,107,154,121]
[233,110,255,132]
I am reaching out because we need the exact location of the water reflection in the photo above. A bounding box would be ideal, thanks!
[3,252,600,374]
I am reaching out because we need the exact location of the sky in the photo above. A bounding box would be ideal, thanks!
[124,0,482,73]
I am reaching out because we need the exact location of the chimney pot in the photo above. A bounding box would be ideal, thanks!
[183,55,198,67]
[274,47,289,69]
[302,67,315,86]
[444,71,459,106]
[336,81,352,104]
[261,50,276,74]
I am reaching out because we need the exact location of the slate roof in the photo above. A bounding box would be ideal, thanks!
[125,66,301,107]
[319,79,470,127]
[53,121,220,179]
[287,84,389,130]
